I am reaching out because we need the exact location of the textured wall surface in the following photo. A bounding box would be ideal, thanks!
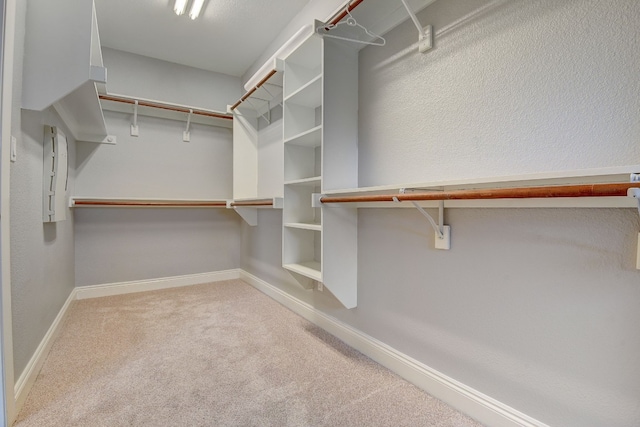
[10,1,77,380]
[75,111,233,199]
[74,108,238,286]
[102,48,242,112]
[358,0,640,187]
[75,208,241,287]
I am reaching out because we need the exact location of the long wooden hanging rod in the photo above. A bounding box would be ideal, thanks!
[72,199,228,208]
[328,0,367,26]
[99,94,233,121]
[320,183,640,204]
[230,199,275,207]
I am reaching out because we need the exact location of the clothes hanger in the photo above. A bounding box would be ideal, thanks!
[316,7,386,46]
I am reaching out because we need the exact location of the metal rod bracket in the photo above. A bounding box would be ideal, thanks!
[130,100,139,137]
[183,109,193,142]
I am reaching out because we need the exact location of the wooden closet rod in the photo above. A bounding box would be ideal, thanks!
[230,69,278,111]
[328,0,367,26]
[230,199,274,207]
[73,200,228,208]
[320,183,640,204]
[99,94,233,121]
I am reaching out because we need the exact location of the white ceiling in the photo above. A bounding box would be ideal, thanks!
[94,0,310,77]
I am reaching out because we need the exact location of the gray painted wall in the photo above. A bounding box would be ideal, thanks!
[10,0,77,381]
[240,0,640,426]
[74,109,240,286]
[74,49,242,287]
[75,208,240,286]
[102,48,242,112]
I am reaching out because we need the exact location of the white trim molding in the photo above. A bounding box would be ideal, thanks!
[14,289,76,413]
[75,269,241,300]
[239,270,550,427]
[15,269,241,415]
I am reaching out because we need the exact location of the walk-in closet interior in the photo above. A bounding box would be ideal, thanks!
[4,0,640,426]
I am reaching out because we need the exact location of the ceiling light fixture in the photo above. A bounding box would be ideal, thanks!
[174,0,188,16]
[189,0,205,20]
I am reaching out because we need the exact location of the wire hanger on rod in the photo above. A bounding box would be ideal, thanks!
[316,6,386,46]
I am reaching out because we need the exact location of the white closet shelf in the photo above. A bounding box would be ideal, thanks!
[283,262,322,282]
[284,125,322,147]
[284,222,322,231]
[285,176,322,186]
[283,75,322,108]
[320,167,640,208]
[70,197,228,208]
[100,94,233,129]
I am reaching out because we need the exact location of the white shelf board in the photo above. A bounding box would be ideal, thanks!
[284,75,322,108]
[283,261,322,282]
[322,166,640,195]
[319,166,640,209]
[284,125,322,147]
[101,93,233,129]
[53,80,112,144]
[285,176,322,186]
[284,222,322,231]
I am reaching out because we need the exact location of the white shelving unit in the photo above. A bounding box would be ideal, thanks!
[282,32,359,308]
[22,0,114,144]
[230,66,285,225]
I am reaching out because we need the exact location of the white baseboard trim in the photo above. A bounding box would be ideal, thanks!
[75,269,241,300]
[14,287,77,414]
[239,270,549,427]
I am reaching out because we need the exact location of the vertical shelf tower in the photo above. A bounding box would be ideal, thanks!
[282,30,359,308]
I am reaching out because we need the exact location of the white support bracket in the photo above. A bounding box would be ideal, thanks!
[400,0,433,53]
[395,190,450,250]
[130,100,139,137]
[183,109,193,142]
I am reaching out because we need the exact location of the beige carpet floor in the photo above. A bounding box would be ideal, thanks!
[15,280,483,427]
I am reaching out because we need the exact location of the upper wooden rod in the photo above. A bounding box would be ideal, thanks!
[73,200,227,207]
[99,95,233,121]
[230,69,279,111]
[328,0,367,26]
[320,183,640,204]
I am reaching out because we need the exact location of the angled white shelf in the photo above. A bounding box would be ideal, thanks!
[22,0,114,144]
[285,176,322,186]
[284,222,322,231]
[283,262,322,282]
[100,94,233,129]
[284,125,322,147]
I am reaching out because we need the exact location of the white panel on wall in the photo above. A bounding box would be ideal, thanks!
[42,126,68,222]
[257,119,284,199]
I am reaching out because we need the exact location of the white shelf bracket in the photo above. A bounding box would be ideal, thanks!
[400,0,433,53]
[396,189,450,250]
[130,100,139,137]
[183,109,193,142]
